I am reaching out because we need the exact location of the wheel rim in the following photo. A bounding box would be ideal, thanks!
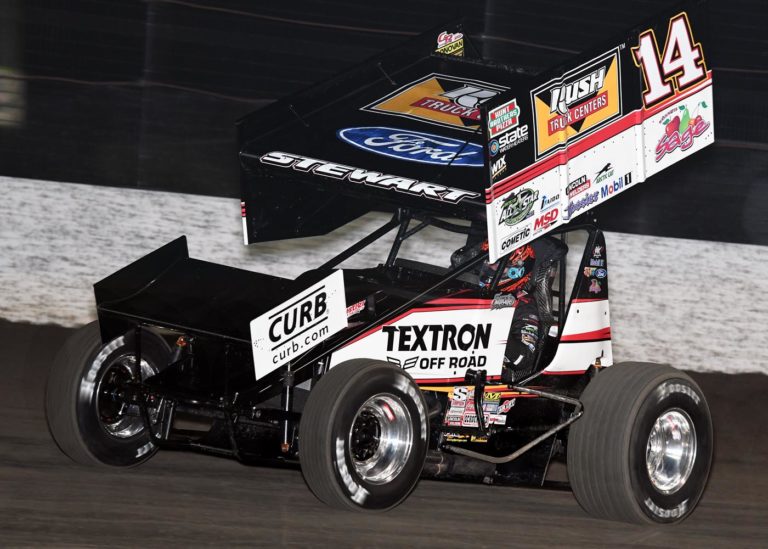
[349,393,413,485]
[95,354,156,439]
[645,408,697,494]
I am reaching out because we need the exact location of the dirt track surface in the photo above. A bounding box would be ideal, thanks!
[1,320,766,547]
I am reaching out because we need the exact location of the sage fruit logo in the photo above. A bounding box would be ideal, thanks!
[337,127,483,167]
[530,48,622,159]
[498,187,539,226]
[655,101,710,162]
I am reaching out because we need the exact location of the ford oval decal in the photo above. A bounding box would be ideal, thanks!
[337,127,483,167]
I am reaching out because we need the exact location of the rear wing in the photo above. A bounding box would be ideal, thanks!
[238,2,712,257]
[483,2,712,261]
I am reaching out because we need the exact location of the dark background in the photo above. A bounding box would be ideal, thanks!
[1,0,766,244]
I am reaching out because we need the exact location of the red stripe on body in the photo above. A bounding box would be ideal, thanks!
[560,326,611,342]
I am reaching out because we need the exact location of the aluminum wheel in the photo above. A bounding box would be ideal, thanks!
[349,393,413,485]
[646,408,697,494]
[94,354,156,439]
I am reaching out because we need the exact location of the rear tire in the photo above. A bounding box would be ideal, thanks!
[45,321,171,467]
[567,362,713,524]
[300,359,428,511]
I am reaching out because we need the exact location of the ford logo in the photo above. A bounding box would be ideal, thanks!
[337,127,483,167]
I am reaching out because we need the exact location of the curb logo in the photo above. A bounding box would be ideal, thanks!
[530,49,622,159]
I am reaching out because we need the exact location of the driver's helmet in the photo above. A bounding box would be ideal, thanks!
[479,242,536,293]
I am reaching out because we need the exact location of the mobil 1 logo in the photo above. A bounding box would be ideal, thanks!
[250,271,347,380]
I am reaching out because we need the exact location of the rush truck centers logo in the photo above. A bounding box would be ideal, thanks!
[362,73,507,133]
[250,271,347,379]
[530,48,622,158]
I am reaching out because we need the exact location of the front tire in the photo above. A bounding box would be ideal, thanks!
[45,321,171,467]
[567,362,713,524]
[300,359,429,511]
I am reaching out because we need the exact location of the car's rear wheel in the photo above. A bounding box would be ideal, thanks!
[567,362,713,524]
[300,359,428,511]
[45,321,171,467]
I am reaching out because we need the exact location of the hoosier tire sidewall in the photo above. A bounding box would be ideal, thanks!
[328,367,428,511]
[629,377,713,523]
[300,360,429,512]
[75,331,168,466]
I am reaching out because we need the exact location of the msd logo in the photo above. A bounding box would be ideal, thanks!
[338,127,483,167]
[534,208,559,232]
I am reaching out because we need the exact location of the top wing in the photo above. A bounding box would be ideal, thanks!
[483,2,713,261]
[237,21,532,243]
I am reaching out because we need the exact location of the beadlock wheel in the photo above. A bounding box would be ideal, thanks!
[645,408,697,495]
[300,359,428,511]
[349,393,414,485]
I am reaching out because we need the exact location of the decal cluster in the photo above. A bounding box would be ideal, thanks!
[483,10,713,262]
[443,386,516,428]
[260,151,479,204]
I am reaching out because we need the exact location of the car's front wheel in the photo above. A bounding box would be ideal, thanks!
[567,362,713,524]
[299,359,429,511]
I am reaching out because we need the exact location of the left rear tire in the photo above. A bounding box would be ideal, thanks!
[45,322,171,467]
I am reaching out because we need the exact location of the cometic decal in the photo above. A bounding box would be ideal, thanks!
[362,73,507,133]
[337,127,483,167]
[250,271,347,379]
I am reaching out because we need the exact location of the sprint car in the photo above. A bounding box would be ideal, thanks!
[46,2,714,524]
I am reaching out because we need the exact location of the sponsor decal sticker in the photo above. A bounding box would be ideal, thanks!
[583,267,607,278]
[501,226,531,253]
[589,279,602,294]
[250,271,347,379]
[490,155,507,180]
[565,191,599,220]
[259,151,479,203]
[655,101,710,162]
[337,127,483,167]
[491,293,516,310]
[593,162,615,185]
[435,31,464,56]
[362,73,507,132]
[566,175,591,199]
[530,48,622,159]
[599,172,633,199]
[489,125,529,157]
[540,193,559,211]
[346,299,366,318]
[487,98,520,138]
[533,208,559,233]
[498,187,539,227]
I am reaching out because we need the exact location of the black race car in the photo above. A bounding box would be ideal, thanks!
[46,2,715,524]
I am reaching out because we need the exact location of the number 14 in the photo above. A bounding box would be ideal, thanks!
[632,12,708,108]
